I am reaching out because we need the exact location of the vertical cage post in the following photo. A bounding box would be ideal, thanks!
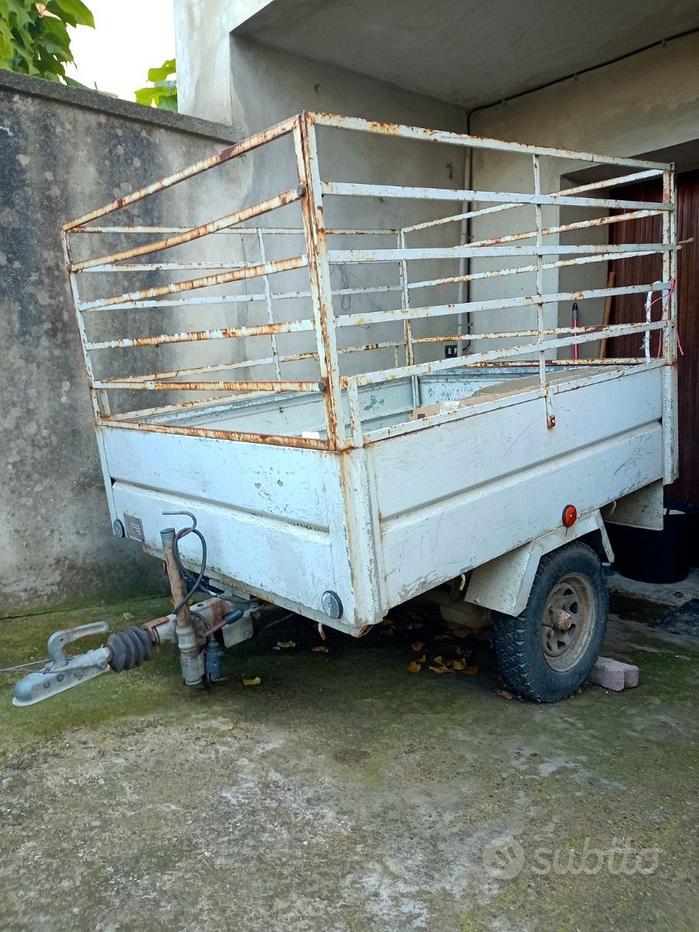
[256,229,282,380]
[532,155,553,427]
[347,378,363,447]
[62,229,108,421]
[662,168,679,482]
[294,115,346,448]
[397,229,419,408]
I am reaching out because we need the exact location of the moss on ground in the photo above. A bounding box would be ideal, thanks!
[0,597,697,930]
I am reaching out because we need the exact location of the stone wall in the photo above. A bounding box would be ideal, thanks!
[0,70,239,616]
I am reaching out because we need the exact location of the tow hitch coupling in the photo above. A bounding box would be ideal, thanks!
[13,622,112,707]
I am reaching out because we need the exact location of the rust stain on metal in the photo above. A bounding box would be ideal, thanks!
[63,114,302,231]
[62,110,677,457]
[97,415,330,450]
[72,187,305,272]
[296,113,342,450]
[100,379,321,393]
[82,254,309,312]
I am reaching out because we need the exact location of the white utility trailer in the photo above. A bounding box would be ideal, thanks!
[14,112,678,705]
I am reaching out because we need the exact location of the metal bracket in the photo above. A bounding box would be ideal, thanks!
[13,622,111,708]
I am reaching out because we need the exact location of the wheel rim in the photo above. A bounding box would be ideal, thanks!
[540,573,596,673]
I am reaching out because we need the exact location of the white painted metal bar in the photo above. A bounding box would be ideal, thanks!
[84,261,250,272]
[321,181,671,212]
[95,340,403,392]
[662,169,679,482]
[72,225,396,236]
[403,203,521,236]
[467,209,664,250]
[91,378,322,393]
[413,324,644,343]
[295,114,346,446]
[400,170,664,235]
[97,353,319,386]
[61,231,106,421]
[78,254,309,311]
[61,111,679,453]
[309,112,671,169]
[72,187,305,272]
[361,360,665,444]
[407,247,663,292]
[256,229,282,379]
[328,243,672,264]
[97,341,402,388]
[532,154,551,425]
[396,229,418,406]
[343,320,666,389]
[347,380,363,446]
[334,281,671,329]
[81,210,662,276]
[81,282,397,313]
[96,415,332,450]
[86,318,315,351]
[64,114,301,230]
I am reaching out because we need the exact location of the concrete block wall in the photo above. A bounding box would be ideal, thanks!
[0,70,242,616]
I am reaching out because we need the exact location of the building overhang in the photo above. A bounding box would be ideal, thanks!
[235,0,699,110]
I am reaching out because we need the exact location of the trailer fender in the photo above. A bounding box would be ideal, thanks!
[464,511,613,618]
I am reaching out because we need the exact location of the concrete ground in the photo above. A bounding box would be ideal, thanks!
[0,574,697,931]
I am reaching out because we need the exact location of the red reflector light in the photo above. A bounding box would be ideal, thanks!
[562,504,577,528]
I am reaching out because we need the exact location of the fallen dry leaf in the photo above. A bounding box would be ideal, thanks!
[410,640,425,653]
[432,655,444,664]
[450,659,466,671]
[241,675,261,687]
[429,664,449,674]
[407,660,422,673]
[415,653,427,664]
[498,689,514,700]
[311,645,329,653]
[276,640,296,649]
[463,665,480,676]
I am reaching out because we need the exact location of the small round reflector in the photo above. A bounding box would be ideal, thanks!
[562,504,577,528]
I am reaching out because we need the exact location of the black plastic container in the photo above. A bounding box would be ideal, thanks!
[607,511,690,584]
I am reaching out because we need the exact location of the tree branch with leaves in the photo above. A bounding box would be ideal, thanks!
[0,0,94,83]
[135,58,177,111]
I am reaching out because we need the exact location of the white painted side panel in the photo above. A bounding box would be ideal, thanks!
[112,481,337,613]
[371,368,662,521]
[102,427,333,527]
[102,427,359,626]
[369,369,665,607]
[99,368,666,630]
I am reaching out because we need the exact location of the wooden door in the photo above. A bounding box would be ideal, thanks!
[609,171,699,504]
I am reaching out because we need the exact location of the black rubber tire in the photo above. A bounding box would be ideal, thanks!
[493,541,608,702]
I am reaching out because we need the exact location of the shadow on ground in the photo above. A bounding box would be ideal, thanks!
[0,586,697,931]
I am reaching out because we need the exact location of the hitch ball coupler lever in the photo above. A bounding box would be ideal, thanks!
[13,622,111,708]
[12,622,155,707]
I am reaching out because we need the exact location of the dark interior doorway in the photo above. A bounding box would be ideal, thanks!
[608,170,699,504]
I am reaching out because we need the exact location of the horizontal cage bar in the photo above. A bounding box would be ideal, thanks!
[78,254,309,311]
[321,181,671,212]
[310,112,671,169]
[72,187,305,272]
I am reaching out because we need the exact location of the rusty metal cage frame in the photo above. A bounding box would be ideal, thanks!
[62,111,678,463]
